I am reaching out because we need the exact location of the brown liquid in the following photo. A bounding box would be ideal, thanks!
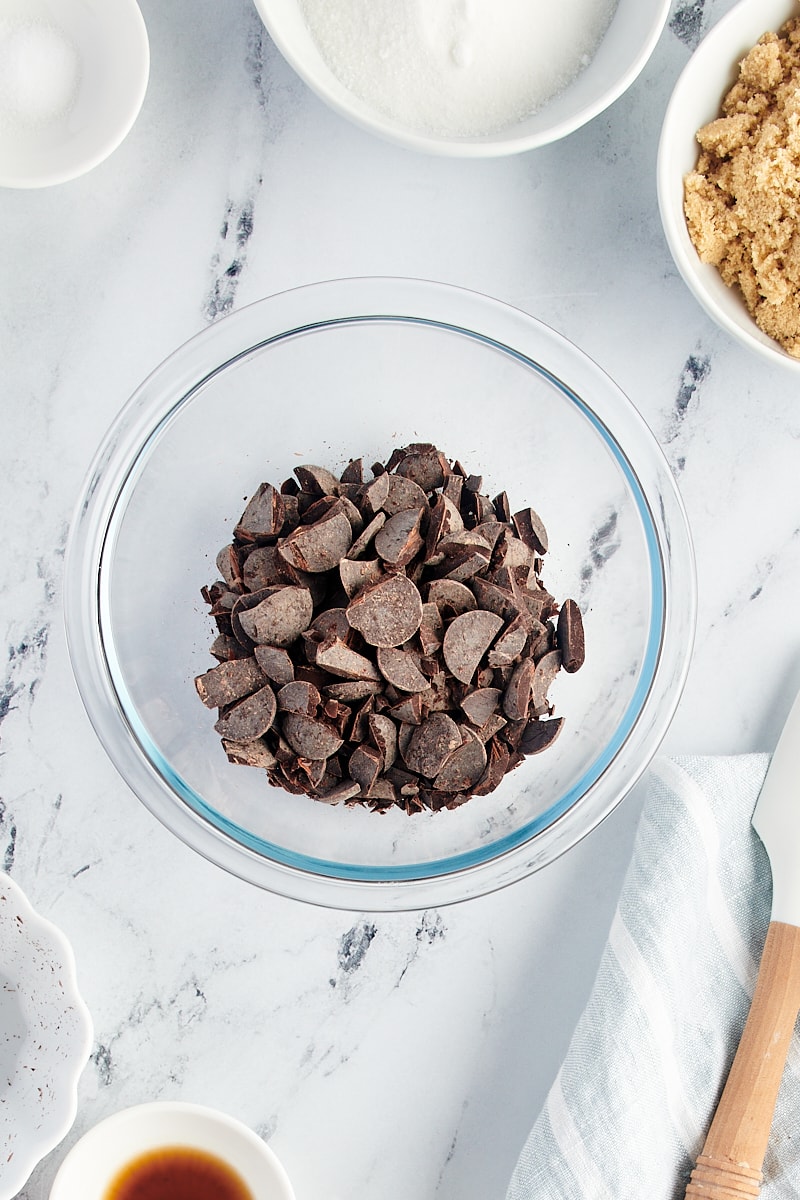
[105,1145,254,1200]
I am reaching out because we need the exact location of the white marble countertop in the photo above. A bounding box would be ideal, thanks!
[3,1,800,1197]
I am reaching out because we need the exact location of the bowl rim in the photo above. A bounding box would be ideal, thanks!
[63,277,697,910]
[253,0,671,156]
[0,873,93,1200]
[0,0,150,189]
[656,0,800,371]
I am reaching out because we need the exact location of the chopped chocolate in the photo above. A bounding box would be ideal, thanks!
[376,646,429,693]
[235,483,285,543]
[346,573,423,648]
[315,638,381,681]
[277,680,321,715]
[237,586,314,648]
[402,713,462,778]
[433,730,487,792]
[281,712,343,760]
[442,609,504,685]
[196,443,584,812]
[253,644,295,685]
[460,686,501,727]
[214,684,277,741]
[557,598,585,673]
[195,657,266,708]
[278,509,353,574]
[374,507,425,566]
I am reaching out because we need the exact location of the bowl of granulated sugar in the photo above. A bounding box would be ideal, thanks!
[0,0,149,188]
[253,0,670,155]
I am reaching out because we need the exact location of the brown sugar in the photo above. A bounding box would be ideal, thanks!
[684,15,800,356]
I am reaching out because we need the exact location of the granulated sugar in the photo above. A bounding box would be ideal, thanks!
[298,0,619,137]
[0,19,80,129]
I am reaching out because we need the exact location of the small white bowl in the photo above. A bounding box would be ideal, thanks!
[657,0,800,370]
[49,1103,295,1200]
[0,873,93,1200]
[253,0,670,156]
[0,0,149,188]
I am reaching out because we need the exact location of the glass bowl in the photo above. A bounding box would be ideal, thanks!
[64,278,696,910]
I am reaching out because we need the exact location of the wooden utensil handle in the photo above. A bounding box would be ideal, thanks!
[684,921,800,1198]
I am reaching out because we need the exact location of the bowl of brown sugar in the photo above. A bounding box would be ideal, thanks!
[658,0,800,369]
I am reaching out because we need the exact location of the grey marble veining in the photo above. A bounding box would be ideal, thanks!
[2,1,800,1197]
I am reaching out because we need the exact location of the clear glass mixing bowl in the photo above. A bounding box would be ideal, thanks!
[64,278,696,909]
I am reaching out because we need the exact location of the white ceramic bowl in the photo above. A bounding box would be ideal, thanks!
[0,0,149,188]
[49,1103,295,1200]
[253,0,670,156]
[657,0,800,370]
[0,873,93,1200]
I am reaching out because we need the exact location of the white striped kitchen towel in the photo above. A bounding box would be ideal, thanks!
[506,754,800,1200]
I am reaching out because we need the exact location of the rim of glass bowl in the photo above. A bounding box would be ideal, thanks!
[64,277,696,910]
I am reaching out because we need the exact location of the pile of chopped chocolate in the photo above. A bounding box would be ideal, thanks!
[195,444,584,814]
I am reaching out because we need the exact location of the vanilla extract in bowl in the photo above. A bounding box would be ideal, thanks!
[195,443,585,815]
[104,1146,253,1200]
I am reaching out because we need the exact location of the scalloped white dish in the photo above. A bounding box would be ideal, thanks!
[0,873,93,1200]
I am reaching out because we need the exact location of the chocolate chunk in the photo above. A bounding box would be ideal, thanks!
[487,615,528,668]
[395,448,447,492]
[442,610,504,685]
[402,713,462,778]
[376,646,429,693]
[195,657,267,708]
[315,638,381,681]
[294,463,341,496]
[278,509,353,573]
[253,645,295,685]
[339,556,384,598]
[502,658,535,722]
[460,687,501,727]
[519,717,564,755]
[277,681,321,715]
[348,743,383,795]
[235,483,285,543]
[513,507,549,555]
[368,713,397,770]
[324,680,383,701]
[374,508,425,566]
[383,474,429,517]
[216,544,244,588]
[346,573,423,647]
[242,545,291,592]
[418,603,444,654]
[347,511,387,559]
[360,472,390,515]
[433,730,487,792]
[281,713,343,760]
[438,546,490,582]
[209,633,245,662]
[426,579,477,617]
[339,458,364,485]
[221,737,276,770]
[387,693,424,725]
[557,598,585,673]
[237,586,313,647]
[214,684,277,740]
